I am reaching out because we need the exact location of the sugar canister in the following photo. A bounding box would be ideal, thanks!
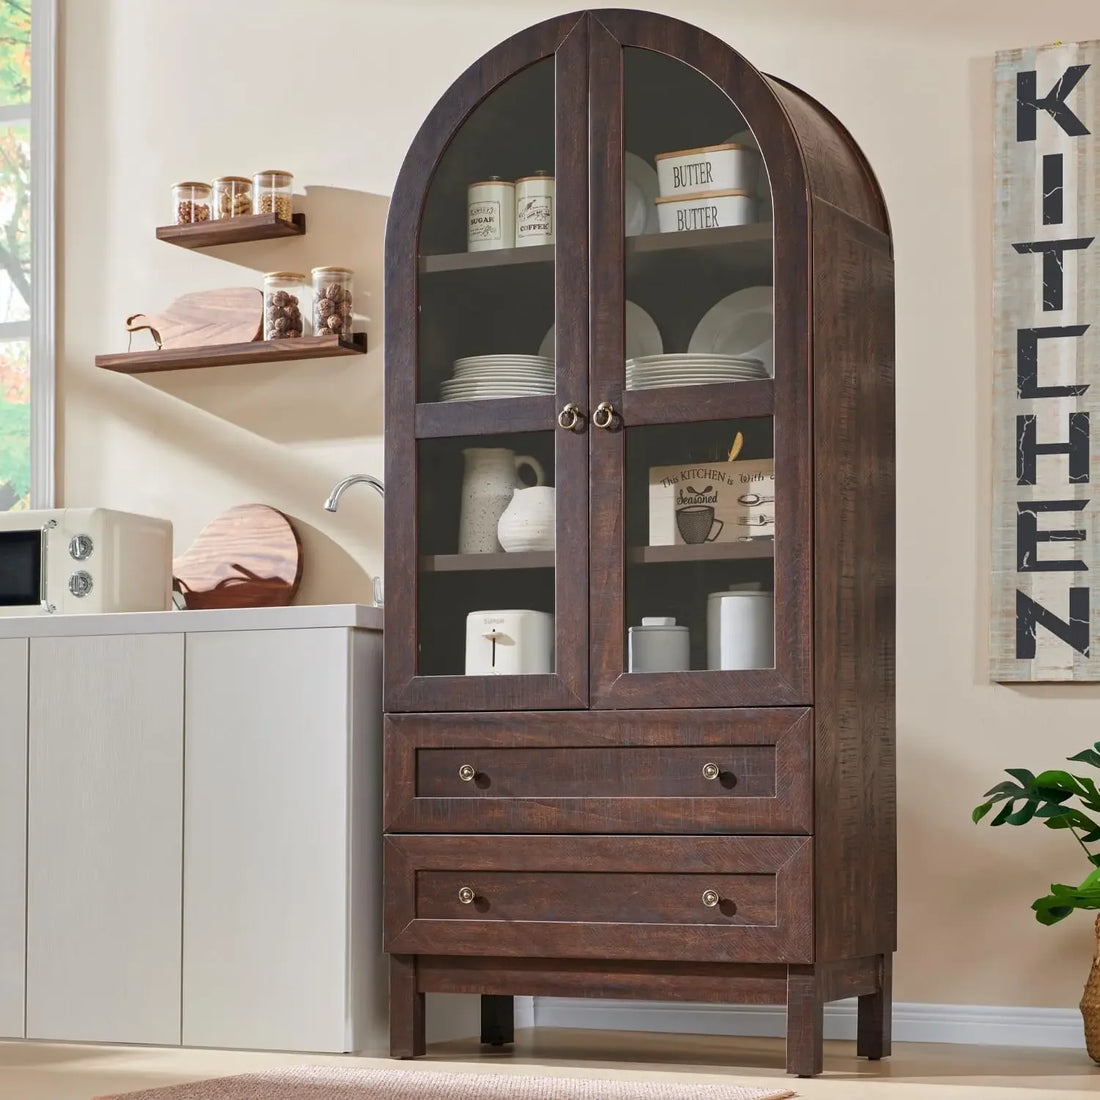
[515,171,554,246]
[467,177,515,251]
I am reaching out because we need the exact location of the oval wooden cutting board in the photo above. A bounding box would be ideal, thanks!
[126,287,263,349]
[173,504,302,610]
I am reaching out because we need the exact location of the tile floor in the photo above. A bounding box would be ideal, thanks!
[0,1028,1097,1099]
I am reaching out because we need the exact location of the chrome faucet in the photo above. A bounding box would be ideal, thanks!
[323,474,385,607]
[324,473,385,512]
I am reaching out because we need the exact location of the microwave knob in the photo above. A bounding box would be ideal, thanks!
[68,571,93,598]
[69,534,94,561]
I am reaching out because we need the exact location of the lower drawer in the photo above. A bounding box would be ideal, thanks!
[384,834,812,963]
[385,709,812,834]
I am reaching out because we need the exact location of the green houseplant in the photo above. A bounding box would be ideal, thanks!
[973,739,1100,1061]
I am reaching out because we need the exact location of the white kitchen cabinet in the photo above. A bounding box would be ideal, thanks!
[182,627,383,1052]
[26,633,184,1045]
[0,638,27,1038]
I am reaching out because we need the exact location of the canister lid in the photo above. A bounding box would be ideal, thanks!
[631,616,687,632]
[311,266,354,275]
[468,178,515,188]
[264,271,306,280]
[708,581,772,599]
[654,142,753,160]
[172,180,211,190]
[253,169,293,184]
[516,172,554,182]
[654,189,752,203]
[213,175,251,184]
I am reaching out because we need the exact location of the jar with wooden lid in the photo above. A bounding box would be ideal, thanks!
[252,170,293,221]
[264,272,307,339]
[311,267,353,336]
[172,181,211,225]
[212,176,252,219]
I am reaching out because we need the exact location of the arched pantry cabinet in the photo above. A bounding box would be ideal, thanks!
[383,9,894,1078]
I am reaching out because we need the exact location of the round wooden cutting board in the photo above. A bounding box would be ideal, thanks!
[173,504,303,610]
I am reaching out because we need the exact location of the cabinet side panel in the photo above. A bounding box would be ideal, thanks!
[182,628,351,1052]
[26,633,184,1044]
[812,200,897,961]
[349,628,387,1054]
[0,638,28,1038]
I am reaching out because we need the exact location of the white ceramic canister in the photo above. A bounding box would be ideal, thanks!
[467,177,515,251]
[497,485,555,552]
[706,588,774,670]
[656,189,756,233]
[655,142,759,197]
[628,616,691,673]
[515,171,555,247]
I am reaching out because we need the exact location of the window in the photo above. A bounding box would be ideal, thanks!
[0,0,53,512]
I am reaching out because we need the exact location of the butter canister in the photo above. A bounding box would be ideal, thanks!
[516,171,554,247]
[467,177,515,252]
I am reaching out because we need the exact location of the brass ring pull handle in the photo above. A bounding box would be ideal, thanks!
[702,762,721,781]
[557,402,584,432]
[458,764,477,782]
[701,889,720,908]
[458,886,476,905]
[592,401,617,430]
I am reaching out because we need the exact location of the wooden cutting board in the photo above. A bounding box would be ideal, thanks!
[126,287,263,349]
[173,504,303,610]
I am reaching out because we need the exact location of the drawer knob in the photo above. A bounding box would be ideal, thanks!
[458,886,476,905]
[702,762,721,781]
[701,889,720,908]
[458,764,477,782]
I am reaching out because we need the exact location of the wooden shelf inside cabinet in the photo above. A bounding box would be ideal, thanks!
[415,395,557,438]
[155,213,306,248]
[421,551,555,572]
[95,333,367,375]
[629,541,774,565]
[420,243,553,273]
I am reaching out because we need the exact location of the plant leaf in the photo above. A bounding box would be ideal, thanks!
[991,800,1017,826]
[1007,801,1039,825]
[973,801,994,824]
[1068,747,1100,769]
[1006,768,1037,786]
[1032,894,1075,925]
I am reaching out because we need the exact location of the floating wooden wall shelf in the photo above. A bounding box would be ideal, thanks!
[95,333,366,375]
[155,213,306,249]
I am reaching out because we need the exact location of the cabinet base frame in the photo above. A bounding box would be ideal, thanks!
[390,953,892,1077]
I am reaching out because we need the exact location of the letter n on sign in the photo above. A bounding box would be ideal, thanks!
[992,41,1099,680]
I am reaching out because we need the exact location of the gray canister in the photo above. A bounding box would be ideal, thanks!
[706,584,774,670]
[628,616,690,672]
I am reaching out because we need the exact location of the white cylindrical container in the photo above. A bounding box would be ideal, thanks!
[655,143,759,197]
[515,171,554,247]
[467,177,515,251]
[656,189,756,233]
[706,589,774,670]
[628,617,690,673]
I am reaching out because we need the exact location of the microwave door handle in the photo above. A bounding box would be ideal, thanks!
[40,519,57,613]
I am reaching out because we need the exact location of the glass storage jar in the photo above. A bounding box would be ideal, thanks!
[252,170,294,221]
[263,272,307,339]
[312,267,354,336]
[212,175,252,219]
[172,181,211,224]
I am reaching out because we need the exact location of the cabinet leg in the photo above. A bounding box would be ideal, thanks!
[857,954,892,1060]
[389,955,425,1058]
[481,994,515,1046]
[786,968,823,1077]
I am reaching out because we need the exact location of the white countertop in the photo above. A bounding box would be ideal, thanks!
[0,603,382,639]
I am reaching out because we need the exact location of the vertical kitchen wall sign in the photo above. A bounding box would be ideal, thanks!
[993,41,1100,680]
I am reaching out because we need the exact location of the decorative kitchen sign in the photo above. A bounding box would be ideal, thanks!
[992,41,1100,680]
[649,457,774,545]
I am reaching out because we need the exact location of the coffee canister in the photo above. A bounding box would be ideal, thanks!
[515,171,555,247]
[706,586,774,670]
[628,616,690,673]
[467,177,515,252]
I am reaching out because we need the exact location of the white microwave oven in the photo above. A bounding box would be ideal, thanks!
[0,508,174,616]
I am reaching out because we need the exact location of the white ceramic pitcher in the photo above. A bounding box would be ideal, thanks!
[498,485,555,552]
[459,448,545,553]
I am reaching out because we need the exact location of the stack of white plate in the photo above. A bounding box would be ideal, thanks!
[626,353,766,390]
[440,355,555,402]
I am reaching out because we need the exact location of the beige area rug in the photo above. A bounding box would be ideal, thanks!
[97,1066,796,1100]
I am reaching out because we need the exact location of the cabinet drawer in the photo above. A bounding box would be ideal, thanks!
[385,709,811,834]
[384,834,812,963]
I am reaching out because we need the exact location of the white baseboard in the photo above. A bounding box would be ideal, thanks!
[533,997,1086,1049]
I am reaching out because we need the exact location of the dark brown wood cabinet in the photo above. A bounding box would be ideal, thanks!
[382,8,894,1077]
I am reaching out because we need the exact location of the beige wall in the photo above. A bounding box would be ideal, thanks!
[59,0,1100,1009]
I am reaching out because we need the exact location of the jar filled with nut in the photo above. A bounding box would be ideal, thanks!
[311,267,354,337]
[264,272,308,340]
[172,181,212,225]
[252,170,294,222]
[212,176,252,220]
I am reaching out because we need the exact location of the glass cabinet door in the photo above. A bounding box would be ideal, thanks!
[588,37,811,708]
[386,27,590,712]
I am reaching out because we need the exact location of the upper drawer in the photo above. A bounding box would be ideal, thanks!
[384,708,811,834]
